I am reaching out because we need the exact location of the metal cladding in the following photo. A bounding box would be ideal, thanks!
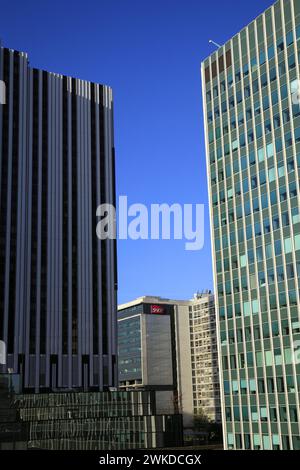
[0,44,117,391]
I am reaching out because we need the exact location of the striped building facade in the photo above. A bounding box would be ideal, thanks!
[202,0,300,449]
[0,43,117,392]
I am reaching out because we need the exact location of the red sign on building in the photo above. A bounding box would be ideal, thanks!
[150,305,165,314]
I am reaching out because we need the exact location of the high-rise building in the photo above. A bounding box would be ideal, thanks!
[0,42,184,451]
[188,293,221,425]
[0,42,118,391]
[202,0,300,450]
[118,294,221,428]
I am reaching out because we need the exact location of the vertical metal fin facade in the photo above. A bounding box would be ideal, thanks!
[0,46,117,392]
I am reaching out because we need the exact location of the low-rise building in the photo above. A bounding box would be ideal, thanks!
[118,293,221,430]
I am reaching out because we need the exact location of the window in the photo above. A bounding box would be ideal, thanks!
[263,435,271,450]
[251,407,259,422]
[227,433,234,448]
[268,167,276,182]
[252,299,259,314]
[221,101,227,113]
[295,127,300,143]
[265,350,273,366]
[274,115,280,128]
[263,96,269,110]
[269,67,276,82]
[261,72,267,87]
[256,351,263,367]
[270,408,277,421]
[286,30,293,46]
[244,85,250,98]
[277,162,285,178]
[268,378,275,394]
[292,208,300,224]
[277,377,284,393]
[259,273,266,287]
[251,176,258,188]
[290,182,297,198]
[232,139,239,151]
[243,63,249,77]
[279,62,286,78]
[240,254,247,267]
[284,348,292,365]
[265,119,272,133]
[271,90,278,106]
[249,151,255,165]
[273,215,280,230]
[260,407,268,422]
[267,143,274,158]
[277,266,284,281]
[268,45,275,60]
[232,380,239,394]
[254,434,261,449]
[242,301,251,316]
[283,109,290,124]
[227,188,234,199]
[247,352,256,370]
[289,54,296,69]
[284,237,293,254]
[258,147,265,162]
[237,91,243,103]
[275,349,282,365]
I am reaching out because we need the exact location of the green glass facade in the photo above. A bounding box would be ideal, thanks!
[202,0,300,450]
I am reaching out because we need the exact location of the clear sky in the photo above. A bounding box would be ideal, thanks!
[0,0,274,304]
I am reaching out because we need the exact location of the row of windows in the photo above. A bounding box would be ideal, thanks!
[227,432,299,450]
[207,55,298,129]
[206,24,300,102]
[221,318,300,347]
[218,284,299,311]
[226,405,298,424]
[210,117,300,164]
[224,367,300,396]
[208,49,299,119]
[219,290,300,320]
[215,208,300,252]
[211,104,300,159]
[214,182,298,232]
[220,292,298,319]
[237,233,300,267]
[211,134,300,188]
[218,265,299,296]
[224,375,297,397]
[213,159,299,211]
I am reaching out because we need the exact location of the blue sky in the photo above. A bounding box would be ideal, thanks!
[0,0,274,304]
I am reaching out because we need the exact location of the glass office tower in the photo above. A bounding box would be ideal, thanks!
[202,0,300,450]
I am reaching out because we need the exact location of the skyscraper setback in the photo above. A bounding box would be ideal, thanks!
[0,43,117,391]
[203,0,300,450]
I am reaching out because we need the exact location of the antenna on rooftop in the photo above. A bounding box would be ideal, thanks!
[209,39,221,48]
